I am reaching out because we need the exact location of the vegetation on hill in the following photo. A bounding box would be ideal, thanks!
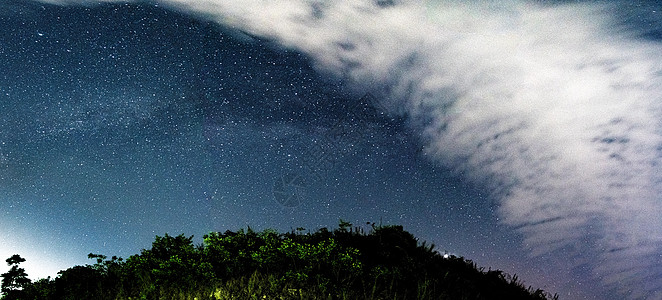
[1,221,557,300]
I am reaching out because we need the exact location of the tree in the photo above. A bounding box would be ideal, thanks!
[1,254,31,299]
[123,233,213,299]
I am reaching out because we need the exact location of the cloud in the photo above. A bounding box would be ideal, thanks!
[32,0,662,298]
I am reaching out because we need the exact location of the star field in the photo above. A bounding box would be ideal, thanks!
[0,1,525,290]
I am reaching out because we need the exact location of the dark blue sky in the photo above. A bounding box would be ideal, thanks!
[0,0,541,292]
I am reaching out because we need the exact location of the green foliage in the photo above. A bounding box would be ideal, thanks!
[22,277,56,300]
[123,233,214,299]
[5,222,558,300]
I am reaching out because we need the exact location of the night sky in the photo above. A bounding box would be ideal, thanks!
[1,1,662,299]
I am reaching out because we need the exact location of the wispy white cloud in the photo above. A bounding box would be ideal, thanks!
[33,0,662,298]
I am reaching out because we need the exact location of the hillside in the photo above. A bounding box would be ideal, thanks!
[1,221,557,300]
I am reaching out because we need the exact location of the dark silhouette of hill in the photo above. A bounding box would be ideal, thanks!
[1,221,557,300]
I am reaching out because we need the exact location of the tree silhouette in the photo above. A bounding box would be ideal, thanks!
[1,254,31,299]
[3,223,558,300]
